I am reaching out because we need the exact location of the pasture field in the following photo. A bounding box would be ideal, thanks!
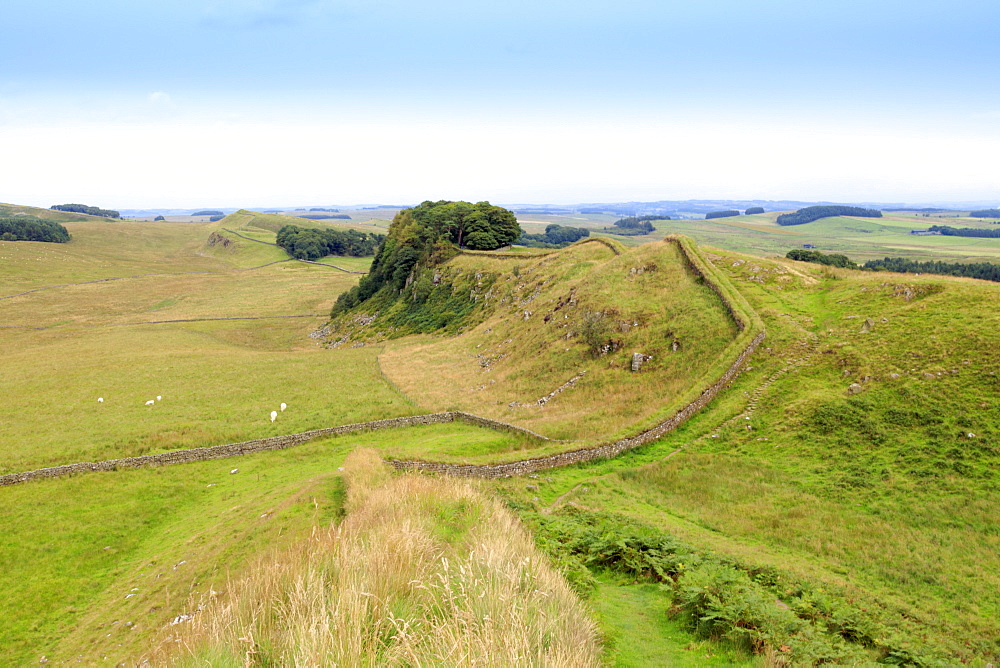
[496,253,1000,663]
[517,210,1000,263]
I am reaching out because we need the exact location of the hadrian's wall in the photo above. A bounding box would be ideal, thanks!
[388,236,766,477]
[1,236,764,486]
[0,412,549,487]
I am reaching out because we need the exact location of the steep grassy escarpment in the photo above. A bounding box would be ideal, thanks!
[380,239,741,442]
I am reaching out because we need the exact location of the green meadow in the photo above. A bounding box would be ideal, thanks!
[516,210,1000,264]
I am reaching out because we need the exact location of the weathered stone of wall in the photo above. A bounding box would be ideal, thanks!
[0,411,556,487]
[388,329,765,478]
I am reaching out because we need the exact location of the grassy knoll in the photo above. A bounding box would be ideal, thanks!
[490,253,1000,663]
[380,239,739,442]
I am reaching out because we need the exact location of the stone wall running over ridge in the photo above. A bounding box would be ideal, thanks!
[0,412,549,487]
[388,235,766,477]
[1,236,764,486]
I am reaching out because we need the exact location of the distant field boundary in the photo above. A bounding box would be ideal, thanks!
[2,236,765,484]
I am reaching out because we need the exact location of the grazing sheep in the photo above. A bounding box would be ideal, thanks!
[270,410,277,422]
[97,397,104,403]
[145,400,155,406]
[280,402,286,412]
[156,395,162,401]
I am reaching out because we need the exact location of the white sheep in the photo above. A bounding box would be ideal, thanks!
[156,395,162,401]
[270,410,278,422]
[97,397,104,403]
[145,400,155,406]
[280,402,287,412]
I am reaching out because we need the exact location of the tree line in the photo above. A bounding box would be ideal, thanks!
[785,249,857,268]
[776,206,882,226]
[969,208,1000,218]
[786,247,1000,283]
[0,215,71,243]
[50,203,120,218]
[705,209,741,220]
[275,225,385,260]
[519,224,590,247]
[862,257,1000,282]
[927,225,1000,238]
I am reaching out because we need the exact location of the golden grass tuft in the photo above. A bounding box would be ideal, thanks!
[147,449,600,666]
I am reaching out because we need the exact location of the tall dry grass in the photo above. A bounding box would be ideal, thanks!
[147,449,600,666]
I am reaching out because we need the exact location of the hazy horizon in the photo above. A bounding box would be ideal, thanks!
[3,0,998,208]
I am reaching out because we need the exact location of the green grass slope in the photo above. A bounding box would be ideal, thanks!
[380,238,741,443]
[494,252,1000,663]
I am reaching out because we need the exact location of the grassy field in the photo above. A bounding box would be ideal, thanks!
[4,207,999,664]
[515,211,1000,264]
[381,239,739,442]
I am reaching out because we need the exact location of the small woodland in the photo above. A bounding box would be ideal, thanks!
[969,208,1000,218]
[776,206,882,226]
[0,215,71,243]
[50,203,120,218]
[927,224,1000,238]
[274,224,384,260]
[705,209,741,219]
[518,223,590,247]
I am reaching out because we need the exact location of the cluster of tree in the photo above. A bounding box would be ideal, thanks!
[926,225,1000,238]
[332,200,520,315]
[0,215,71,243]
[969,208,1000,218]
[275,224,385,260]
[50,203,120,218]
[745,206,766,215]
[785,249,857,269]
[209,215,225,222]
[519,224,590,247]
[154,215,166,221]
[776,206,882,226]
[296,213,351,220]
[705,209,741,219]
[862,257,1000,283]
[192,210,224,216]
[309,207,339,212]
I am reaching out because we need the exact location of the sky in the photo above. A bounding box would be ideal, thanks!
[2,0,999,208]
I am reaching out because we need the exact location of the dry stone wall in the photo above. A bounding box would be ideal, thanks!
[0,412,550,487]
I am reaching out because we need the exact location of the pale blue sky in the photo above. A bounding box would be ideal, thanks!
[2,0,999,207]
